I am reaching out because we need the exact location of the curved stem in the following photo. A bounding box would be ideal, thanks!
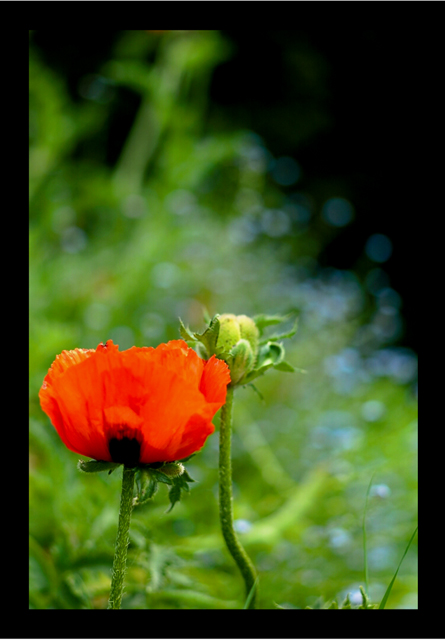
[107,465,136,609]
[219,385,258,608]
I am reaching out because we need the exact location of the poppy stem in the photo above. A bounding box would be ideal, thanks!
[107,465,136,610]
[219,385,258,608]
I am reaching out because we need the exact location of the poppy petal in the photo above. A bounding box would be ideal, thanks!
[39,340,229,464]
[200,355,232,403]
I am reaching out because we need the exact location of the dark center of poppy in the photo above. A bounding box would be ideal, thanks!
[108,437,141,467]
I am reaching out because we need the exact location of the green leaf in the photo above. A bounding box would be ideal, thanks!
[135,467,149,495]
[341,593,352,609]
[193,314,220,357]
[242,577,259,609]
[166,481,182,513]
[178,317,197,342]
[256,341,285,368]
[246,383,264,401]
[240,366,270,385]
[259,317,299,345]
[379,526,418,609]
[253,313,291,335]
[358,585,370,609]
[165,470,195,513]
[273,360,296,372]
[177,474,192,491]
[181,468,196,483]
[237,341,293,384]
[150,469,173,485]
[274,602,299,609]
[142,478,158,501]
[77,459,122,473]
[134,468,158,506]
[134,487,158,507]
[241,361,278,384]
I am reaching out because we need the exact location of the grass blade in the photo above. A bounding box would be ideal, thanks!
[379,525,418,609]
[242,577,259,609]
[362,473,375,595]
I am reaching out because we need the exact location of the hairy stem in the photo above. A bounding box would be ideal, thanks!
[107,465,136,609]
[219,385,258,608]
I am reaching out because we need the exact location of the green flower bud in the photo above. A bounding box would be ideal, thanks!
[216,314,241,352]
[214,313,261,384]
[236,314,259,364]
[160,462,185,478]
[227,339,254,384]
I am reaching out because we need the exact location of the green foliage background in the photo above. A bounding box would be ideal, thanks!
[29,30,417,609]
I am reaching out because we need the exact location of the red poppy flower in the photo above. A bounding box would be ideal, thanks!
[39,340,230,466]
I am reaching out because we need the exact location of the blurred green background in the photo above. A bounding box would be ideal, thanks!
[29,29,417,609]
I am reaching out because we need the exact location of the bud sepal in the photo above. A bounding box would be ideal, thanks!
[226,339,255,384]
[78,459,122,474]
[77,456,195,512]
[132,460,195,512]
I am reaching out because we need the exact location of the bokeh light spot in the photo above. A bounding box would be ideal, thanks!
[234,519,252,533]
[61,226,87,253]
[78,74,115,104]
[84,302,110,331]
[151,262,180,289]
[260,209,291,237]
[51,206,76,233]
[365,234,393,263]
[370,484,391,499]
[122,194,147,218]
[361,400,386,422]
[322,197,354,227]
[365,268,390,295]
[164,189,197,215]
[271,156,301,186]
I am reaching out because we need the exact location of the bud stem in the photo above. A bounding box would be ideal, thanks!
[107,465,136,609]
[218,386,258,608]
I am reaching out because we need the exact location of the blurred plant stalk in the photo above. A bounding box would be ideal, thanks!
[112,31,229,194]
